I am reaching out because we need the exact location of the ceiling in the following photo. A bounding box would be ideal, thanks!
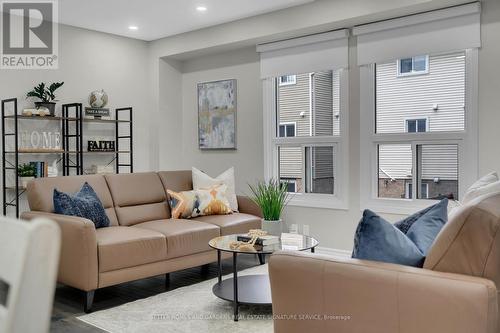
[58,0,314,41]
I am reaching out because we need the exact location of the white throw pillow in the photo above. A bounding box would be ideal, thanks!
[192,167,238,212]
[462,172,500,205]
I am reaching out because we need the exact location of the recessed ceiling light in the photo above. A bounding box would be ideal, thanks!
[128,26,138,30]
[196,6,207,12]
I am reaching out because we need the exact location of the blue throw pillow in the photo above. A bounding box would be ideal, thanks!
[394,203,438,234]
[406,199,448,255]
[53,182,110,228]
[352,210,425,267]
[352,199,448,267]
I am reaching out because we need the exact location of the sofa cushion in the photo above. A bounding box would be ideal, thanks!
[27,174,119,226]
[96,226,167,272]
[105,172,170,225]
[424,192,500,286]
[133,219,220,259]
[462,172,500,205]
[158,170,193,192]
[193,213,261,235]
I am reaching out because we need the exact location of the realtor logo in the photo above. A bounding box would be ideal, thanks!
[1,0,58,69]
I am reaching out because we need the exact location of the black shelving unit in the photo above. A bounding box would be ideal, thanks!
[63,103,133,174]
[115,107,133,173]
[1,98,81,217]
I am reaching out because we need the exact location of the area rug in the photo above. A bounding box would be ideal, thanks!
[78,264,273,333]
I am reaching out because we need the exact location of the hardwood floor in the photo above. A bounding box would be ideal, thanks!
[50,255,262,332]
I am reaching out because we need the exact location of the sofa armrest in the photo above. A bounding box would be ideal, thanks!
[21,211,98,291]
[269,251,498,333]
[237,195,262,218]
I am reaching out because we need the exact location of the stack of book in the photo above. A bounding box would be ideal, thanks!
[29,161,48,178]
[237,234,280,246]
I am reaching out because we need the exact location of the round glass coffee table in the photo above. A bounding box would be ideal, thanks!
[209,234,319,321]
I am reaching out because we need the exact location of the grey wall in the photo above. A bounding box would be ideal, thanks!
[158,48,263,192]
[147,0,500,251]
[0,24,153,171]
[1,0,498,252]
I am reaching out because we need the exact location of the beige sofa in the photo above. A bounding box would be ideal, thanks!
[21,170,262,312]
[269,192,500,333]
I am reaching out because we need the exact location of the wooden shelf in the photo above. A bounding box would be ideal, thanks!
[4,115,78,121]
[83,151,130,154]
[82,118,130,123]
[16,148,65,153]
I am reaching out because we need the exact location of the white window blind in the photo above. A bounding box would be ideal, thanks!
[353,3,481,66]
[257,29,349,79]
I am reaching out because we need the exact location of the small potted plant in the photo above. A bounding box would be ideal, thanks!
[18,163,36,188]
[248,179,291,236]
[26,81,64,116]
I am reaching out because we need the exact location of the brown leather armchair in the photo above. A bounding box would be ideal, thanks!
[269,192,500,333]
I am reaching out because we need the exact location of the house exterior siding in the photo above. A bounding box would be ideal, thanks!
[278,70,340,193]
[376,52,464,199]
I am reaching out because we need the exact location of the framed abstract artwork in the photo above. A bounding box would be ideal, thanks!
[197,79,237,150]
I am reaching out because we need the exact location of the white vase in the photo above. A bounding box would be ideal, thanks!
[20,176,34,188]
[261,219,284,236]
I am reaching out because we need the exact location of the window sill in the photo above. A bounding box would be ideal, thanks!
[287,194,349,210]
[362,197,439,216]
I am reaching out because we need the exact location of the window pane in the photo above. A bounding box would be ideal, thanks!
[377,52,465,133]
[278,146,303,193]
[277,69,341,137]
[407,120,416,133]
[417,119,427,132]
[417,144,458,200]
[399,58,412,73]
[305,146,335,194]
[279,125,285,137]
[413,55,427,72]
[286,124,295,137]
[378,144,413,199]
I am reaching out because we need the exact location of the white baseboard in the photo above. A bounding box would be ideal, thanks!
[315,246,351,258]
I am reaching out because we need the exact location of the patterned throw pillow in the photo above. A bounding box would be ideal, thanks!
[167,184,232,219]
[53,182,110,228]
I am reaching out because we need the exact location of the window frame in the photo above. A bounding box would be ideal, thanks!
[278,122,297,137]
[360,49,478,215]
[263,69,349,210]
[405,117,429,133]
[278,75,297,86]
[405,182,429,199]
[397,55,429,77]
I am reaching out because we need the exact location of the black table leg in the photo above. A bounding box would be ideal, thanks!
[233,252,238,321]
[311,247,315,253]
[258,253,265,265]
[217,250,222,284]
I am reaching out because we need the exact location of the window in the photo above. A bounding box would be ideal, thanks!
[266,68,348,209]
[405,183,429,199]
[406,118,427,133]
[397,55,429,76]
[281,179,297,192]
[278,123,296,137]
[361,50,478,214]
[278,75,296,86]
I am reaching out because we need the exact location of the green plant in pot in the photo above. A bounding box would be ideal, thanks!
[26,81,64,116]
[18,163,36,188]
[248,179,291,236]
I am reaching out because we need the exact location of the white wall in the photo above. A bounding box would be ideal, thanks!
[158,48,263,192]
